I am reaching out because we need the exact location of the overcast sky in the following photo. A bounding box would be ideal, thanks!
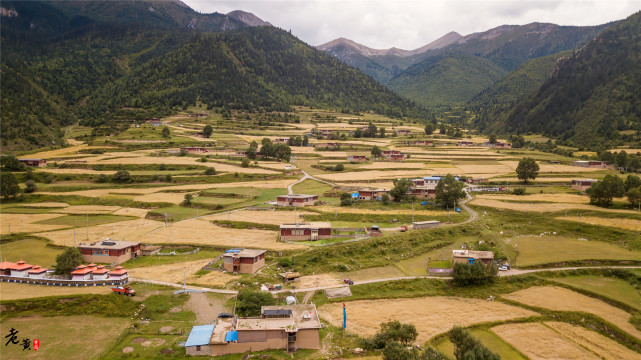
[183,1,640,49]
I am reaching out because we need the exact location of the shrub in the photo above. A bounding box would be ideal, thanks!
[236,290,276,316]
[512,187,526,195]
[112,170,132,183]
[24,180,37,193]
[278,257,293,268]
[204,167,216,175]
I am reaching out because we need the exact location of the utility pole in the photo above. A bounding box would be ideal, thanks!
[21,216,23,233]
[86,214,89,241]
[73,229,76,246]
[412,201,415,223]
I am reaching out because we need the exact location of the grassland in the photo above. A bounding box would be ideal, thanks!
[434,328,528,360]
[0,239,63,267]
[0,282,113,300]
[291,179,332,195]
[34,214,136,227]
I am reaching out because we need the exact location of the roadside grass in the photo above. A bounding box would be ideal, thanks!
[0,238,64,267]
[123,249,222,269]
[547,275,641,311]
[0,315,130,360]
[291,179,332,195]
[34,214,137,227]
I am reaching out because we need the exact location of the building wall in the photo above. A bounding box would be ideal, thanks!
[208,329,320,356]
[224,257,265,274]
[413,222,440,229]
[571,184,593,192]
[295,329,321,349]
[186,345,211,356]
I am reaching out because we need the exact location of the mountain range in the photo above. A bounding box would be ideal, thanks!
[318,22,611,106]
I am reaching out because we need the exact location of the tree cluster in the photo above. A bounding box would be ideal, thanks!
[435,174,466,208]
[259,138,291,162]
[452,261,498,286]
[236,290,276,317]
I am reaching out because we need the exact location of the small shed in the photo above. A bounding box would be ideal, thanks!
[413,220,441,229]
[185,324,215,356]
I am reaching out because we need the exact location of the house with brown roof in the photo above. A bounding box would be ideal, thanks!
[78,239,141,264]
[222,249,266,274]
[19,159,47,167]
[571,178,598,192]
[280,222,332,241]
[276,194,318,207]
[347,155,368,162]
[452,250,494,265]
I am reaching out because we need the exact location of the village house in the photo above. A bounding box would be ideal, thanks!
[185,305,321,356]
[315,142,339,150]
[456,141,474,147]
[571,160,610,169]
[140,245,162,256]
[180,146,208,154]
[413,220,441,229]
[396,129,411,135]
[276,194,318,207]
[409,187,436,199]
[0,260,129,285]
[357,189,389,201]
[381,150,405,161]
[452,250,494,265]
[19,159,47,167]
[146,118,163,126]
[78,239,141,264]
[222,249,266,274]
[414,140,434,146]
[347,155,368,162]
[494,142,512,149]
[571,178,598,192]
[273,137,290,144]
[280,222,332,241]
[423,176,442,186]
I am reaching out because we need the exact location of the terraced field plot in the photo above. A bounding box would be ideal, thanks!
[549,275,641,311]
[318,297,536,344]
[127,259,240,287]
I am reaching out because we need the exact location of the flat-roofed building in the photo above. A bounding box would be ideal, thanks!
[222,249,266,274]
[347,155,368,162]
[452,250,494,265]
[280,222,332,241]
[571,160,609,169]
[19,159,47,167]
[78,239,141,264]
[571,178,598,191]
[276,194,318,207]
[413,220,441,229]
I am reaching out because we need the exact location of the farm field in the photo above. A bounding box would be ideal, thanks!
[0,315,130,359]
[204,209,312,225]
[434,328,528,360]
[0,239,63,267]
[508,235,641,266]
[127,259,240,287]
[491,322,601,360]
[470,197,638,214]
[0,213,68,234]
[547,275,641,311]
[318,297,536,344]
[502,286,641,340]
[0,282,113,300]
[544,321,641,360]
[556,215,641,231]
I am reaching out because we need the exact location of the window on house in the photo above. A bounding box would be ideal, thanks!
[196,346,201,351]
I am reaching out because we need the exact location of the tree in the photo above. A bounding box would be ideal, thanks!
[247,145,257,160]
[96,174,109,183]
[236,290,276,316]
[452,261,498,286]
[241,158,250,167]
[24,180,37,193]
[54,247,83,276]
[203,167,216,175]
[624,174,641,191]
[0,172,21,199]
[272,143,292,161]
[381,193,390,205]
[366,122,377,138]
[425,123,435,135]
[449,326,500,360]
[335,163,345,171]
[112,170,132,183]
[183,193,193,205]
[354,128,363,138]
[626,187,641,208]
[379,127,386,138]
[587,174,625,206]
[340,192,354,206]
[24,169,34,181]
[0,155,25,171]
[260,138,274,158]
[435,174,466,208]
[383,342,418,360]
[515,157,539,183]
[161,126,170,138]
[202,124,213,138]
[371,145,382,158]
[488,134,497,144]
[302,135,309,146]
[390,178,413,202]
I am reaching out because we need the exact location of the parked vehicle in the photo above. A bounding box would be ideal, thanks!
[218,313,234,318]
[111,286,136,296]
[400,225,408,232]
[344,279,354,285]
[498,266,509,271]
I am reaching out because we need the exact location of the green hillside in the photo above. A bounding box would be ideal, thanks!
[471,50,573,107]
[497,11,641,149]
[387,54,508,106]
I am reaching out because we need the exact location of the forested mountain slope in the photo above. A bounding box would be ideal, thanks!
[494,11,641,149]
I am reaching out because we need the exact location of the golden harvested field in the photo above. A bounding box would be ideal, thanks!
[127,259,240,287]
[111,207,151,218]
[470,198,637,214]
[0,213,67,234]
[0,282,112,300]
[359,162,426,169]
[258,162,298,170]
[0,315,130,360]
[335,181,394,189]
[91,155,278,174]
[498,160,603,173]
[55,205,120,214]
[318,297,536,344]
[545,321,641,360]
[137,218,303,250]
[316,206,451,216]
[297,274,344,289]
[503,286,641,340]
[492,323,599,360]
[452,163,513,175]
[133,192,192,204]
[556,216,641,231]
[21,202,69,208]
[39,218,162,246]
[24,144,116,159]
[38,168,116,175]
[491,176,592,182]
[477,193,590,204]
[38,179,297,198]
[203,209,312,225]
[318,169,446,181]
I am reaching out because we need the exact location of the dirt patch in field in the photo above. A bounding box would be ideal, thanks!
[112,207,150,218]
[545,321,641,360]
[121,347,134,354]
[503,286,641,340]
[556,216,641,231]
[492,323,599,360]
[21,202,69,208]
[297,274,343,289]
[160,326,174,333]
[318,297,536,344]
[186,292,230,324]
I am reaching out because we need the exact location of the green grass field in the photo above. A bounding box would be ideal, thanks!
[34,214,136,227]
[548,275,641,311]
[291,179,332,195]
[123,249,222,269]
[513,235,641,267]
[149,206,213,222]
[0,206,65,214]
[433,328,527,360]
[0,239,64,267]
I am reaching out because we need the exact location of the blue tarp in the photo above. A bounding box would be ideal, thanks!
[185,324,215,347]
[225,331,239,342]
[225,248,242,253]
[352,192,359,198]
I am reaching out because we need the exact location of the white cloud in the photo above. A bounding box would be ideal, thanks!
[184,0,640,49]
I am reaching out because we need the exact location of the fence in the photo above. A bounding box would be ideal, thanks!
[0,275,128,286]
[157,247,200,256]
